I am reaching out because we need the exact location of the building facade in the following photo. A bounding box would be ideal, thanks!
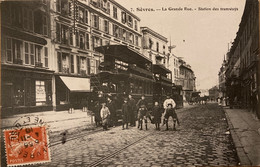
[141,27,172,103]
[178,59,196,102]
[225,0,259,117]
[218,56,227,98]
[51,0,142,110]
[168,53,180,85]
[1,1,54,115]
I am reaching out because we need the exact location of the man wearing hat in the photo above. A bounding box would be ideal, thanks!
[128,94,137,127]
[122,98,130,130]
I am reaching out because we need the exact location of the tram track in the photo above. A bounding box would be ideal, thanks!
[87,132,153,167]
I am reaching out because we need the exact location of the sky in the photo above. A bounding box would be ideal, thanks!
[116,0,246,90]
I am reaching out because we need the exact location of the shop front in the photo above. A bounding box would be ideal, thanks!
[55,75,91,111]
[1,65,54,116]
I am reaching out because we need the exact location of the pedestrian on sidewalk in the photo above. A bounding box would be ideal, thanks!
[151,101,163,130]
[128,94,137,127]
[82,98,88,112]
[164,103,180,131]
[100,102,110,130]
[122,98,130,130]
[107,96,116,127]
[94,101,102,127]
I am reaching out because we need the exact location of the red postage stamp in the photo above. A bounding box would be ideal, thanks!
[4,126,50,166]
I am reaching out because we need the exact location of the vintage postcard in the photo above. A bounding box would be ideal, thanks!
[1,0,259,166]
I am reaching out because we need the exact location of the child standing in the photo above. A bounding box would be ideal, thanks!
[137,105,148,130]
[164,103,180,131]
[100,102,110,130]
[152,101,163,130]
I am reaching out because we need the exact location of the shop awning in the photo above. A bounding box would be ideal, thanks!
[60,76,91,92]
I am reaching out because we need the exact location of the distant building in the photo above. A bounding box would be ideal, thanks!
[209,86,219,101]
[168,53,180,85]
[178,59,196,102]
[141,27,172,103]
[218,55,227,98]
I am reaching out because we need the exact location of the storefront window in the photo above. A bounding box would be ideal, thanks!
[35,80,46,106]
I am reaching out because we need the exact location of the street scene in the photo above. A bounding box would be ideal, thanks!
[1,0,260,166]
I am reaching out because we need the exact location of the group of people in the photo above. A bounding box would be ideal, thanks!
[91,94,180,131]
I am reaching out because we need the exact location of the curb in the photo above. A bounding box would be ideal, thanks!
[223,107,252,166]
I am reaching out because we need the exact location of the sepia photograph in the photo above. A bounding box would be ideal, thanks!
[0,0,259,166]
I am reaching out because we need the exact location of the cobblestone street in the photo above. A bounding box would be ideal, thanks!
[31,103,239,167]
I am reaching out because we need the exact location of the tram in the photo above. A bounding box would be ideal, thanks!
[91,45,183,111]
[91,45,154,109]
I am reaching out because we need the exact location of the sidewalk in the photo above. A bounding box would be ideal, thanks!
[223,106,260,166]
[1,109,95,136]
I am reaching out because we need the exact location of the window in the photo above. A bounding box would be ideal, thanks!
[96,59,100,73]
[35,45,42,65]
[156,42,159,52]
[25,42,29,64]
[6,38,12,62]
[30,44,35,65]
[43,14,48,35]
[85,10,88,24]
[135,36,139,46]
[75,30,79,47]
[134,20,138,31]
[93,15,99,29]
[56,23,61,42]
[104,20,109,33]
[79,32,85,49]
[113,6,117,19]
[35,80,46,106]
[86,34,90,49]
[12,39,23,64]
[121,12,126,23]
[44,47,48,67]
[62,53,69,73]
[122,29,126,41]
[127,15,133,27]
[113,24,119,38]
[107,2,110,14]
[58,52,62,72]
[77,56,80,74]
[70,55,74,73]
[57,0,69,15]
[79,7,84,23]
[61,24,69,45]
[70,28,74,45]
[87,58,91,75]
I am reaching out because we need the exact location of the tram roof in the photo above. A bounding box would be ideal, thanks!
[95,45,152,64]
